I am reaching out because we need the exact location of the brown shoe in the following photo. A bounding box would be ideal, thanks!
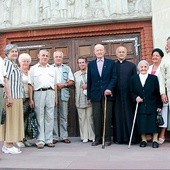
[37,144,44,149]
[61,139,71,143]
[46,143,55,147]
[53,139,58,144]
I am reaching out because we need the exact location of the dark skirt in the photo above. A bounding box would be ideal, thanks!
[137,113,158,134]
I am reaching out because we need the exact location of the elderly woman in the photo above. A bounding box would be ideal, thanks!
[1,44,24,154]
[74,56,95,143]
[16,53,32,148]
[148,48,168,144]
[130,60,163,148]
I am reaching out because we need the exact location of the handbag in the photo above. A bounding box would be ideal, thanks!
[0,108,6,125]
[25,107,39,139]
[157,112,164,126]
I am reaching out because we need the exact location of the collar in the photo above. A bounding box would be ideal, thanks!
[80,69,87,75]
[118,59,125,63]
[54,63,64,68]
[97,57,104,62]
[139,73,148,78]
[37,63,50,67]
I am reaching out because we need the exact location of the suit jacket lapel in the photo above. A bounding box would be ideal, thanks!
[101,59,107,77]
[94,59,101,77]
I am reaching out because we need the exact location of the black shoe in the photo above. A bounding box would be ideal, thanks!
[139,141,147,147]
[53,139,58,144]
[152,141,159,148]
[105,141,111,146]
[91,141,101,146]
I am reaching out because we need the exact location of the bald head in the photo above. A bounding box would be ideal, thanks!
[94,44,106,59]
[116,46,127,61]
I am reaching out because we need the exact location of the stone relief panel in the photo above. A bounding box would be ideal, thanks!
[0,0,152,30]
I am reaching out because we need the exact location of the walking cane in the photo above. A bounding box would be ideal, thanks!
[128,102,138,149]
[102,95,107,149]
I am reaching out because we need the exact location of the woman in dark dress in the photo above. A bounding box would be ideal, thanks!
[130,60,163,148]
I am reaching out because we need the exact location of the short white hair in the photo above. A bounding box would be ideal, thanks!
[18,53,31,64]
[137,60,149,71]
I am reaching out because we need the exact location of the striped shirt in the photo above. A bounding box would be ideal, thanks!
[4,57,24,99]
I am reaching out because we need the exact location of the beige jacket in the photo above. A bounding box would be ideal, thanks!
[74,69,89,108]
[159,53,170,94]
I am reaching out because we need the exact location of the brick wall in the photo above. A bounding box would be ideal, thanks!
[0,20,153,64]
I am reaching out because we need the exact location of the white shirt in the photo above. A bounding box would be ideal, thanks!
[0,57,7,85]
[139,73,148,87]
[28,63,57,91]
[22,72,29,98]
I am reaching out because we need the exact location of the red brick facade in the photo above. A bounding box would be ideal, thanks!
[0,20,153,63]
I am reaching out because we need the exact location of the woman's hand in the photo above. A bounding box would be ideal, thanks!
[157,108,162,113]
[136,96,143,103]
[6,97,13,107]
[29,99,34,108]
[161,94,168,104]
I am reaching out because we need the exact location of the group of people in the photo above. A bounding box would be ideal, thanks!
[0,37,170,154]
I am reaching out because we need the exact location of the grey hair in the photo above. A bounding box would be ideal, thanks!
[18,53,32,64]
[167,36,170,41]
[137,60,149,71]
[4,44,18,56]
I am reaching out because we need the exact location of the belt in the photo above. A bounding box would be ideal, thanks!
[36,87,53,91]
[0,84,4,88]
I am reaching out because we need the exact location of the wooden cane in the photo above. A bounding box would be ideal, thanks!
[128,102,138,149]
[102,95,107,149]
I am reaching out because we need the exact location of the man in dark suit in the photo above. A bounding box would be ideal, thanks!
[87,44,117,146]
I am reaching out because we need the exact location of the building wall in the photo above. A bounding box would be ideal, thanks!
[0,0,151,31]
[0,20,153,63]
[152,0,170,52]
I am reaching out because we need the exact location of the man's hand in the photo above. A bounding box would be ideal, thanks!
[104,89,112,96]
[81,84,87,90]
[57,83,65,90]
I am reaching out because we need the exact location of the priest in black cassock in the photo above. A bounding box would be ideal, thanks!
[113,46,139,144]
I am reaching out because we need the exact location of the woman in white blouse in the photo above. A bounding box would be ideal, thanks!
[17,53,32,148]
[148,48,168,144]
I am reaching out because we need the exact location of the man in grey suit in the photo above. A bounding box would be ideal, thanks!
[53,50,74,144]
[87,44,117,146]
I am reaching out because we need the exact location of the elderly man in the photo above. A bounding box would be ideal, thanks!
[74,56,95,143]
[113,46,139,144]
[52,50,74,144]
[87,44,117,146]
[160,37,170,130]
[28,49,57,149]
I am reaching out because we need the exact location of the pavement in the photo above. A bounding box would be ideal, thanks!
[0,137,170,170]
